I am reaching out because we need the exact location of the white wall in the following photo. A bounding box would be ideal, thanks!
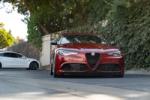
[40,35,51,69]
[40,31,61,70]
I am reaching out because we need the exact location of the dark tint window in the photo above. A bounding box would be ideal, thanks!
[0,53,4,56]
[59,35,102,44]
[3,53,22,58]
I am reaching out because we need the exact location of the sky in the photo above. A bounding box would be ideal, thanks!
[0,3,27,40]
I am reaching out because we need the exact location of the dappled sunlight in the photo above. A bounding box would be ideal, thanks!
[125,92,150,98]
[1,90,150,100]
[1,69,150,100]
[0,91,123,100]
[85,94,123,100]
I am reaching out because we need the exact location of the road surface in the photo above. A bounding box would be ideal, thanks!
[0,69,150,100]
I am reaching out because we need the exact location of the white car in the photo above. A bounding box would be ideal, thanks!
[0,51,40,70]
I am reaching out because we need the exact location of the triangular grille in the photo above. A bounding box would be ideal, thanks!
[85,53,100,68]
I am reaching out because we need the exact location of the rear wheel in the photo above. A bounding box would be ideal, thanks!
[50,64,54,75]
[29,62,39,70]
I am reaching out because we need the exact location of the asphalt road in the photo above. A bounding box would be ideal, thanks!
[1,69,150,100]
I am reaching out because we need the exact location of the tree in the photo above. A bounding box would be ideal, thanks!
[1,0,91,47]
[0,22,15,48]
[90,0,150,69]
[1,0,150,69]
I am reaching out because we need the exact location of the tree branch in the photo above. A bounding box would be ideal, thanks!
[39,24,50,35]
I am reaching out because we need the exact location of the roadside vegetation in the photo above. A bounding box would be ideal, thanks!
[1,0,150,69]
[0,22,15,48]
[7,42,40,60]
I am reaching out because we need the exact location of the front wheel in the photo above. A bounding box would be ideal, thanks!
[29,62,39,70]
[50,63,60,78]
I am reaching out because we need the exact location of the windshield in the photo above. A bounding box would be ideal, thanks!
[59,35,102,44]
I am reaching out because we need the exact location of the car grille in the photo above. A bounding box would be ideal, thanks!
[97,64,120,72]
[61,63,87,72]
[85,53,100,68]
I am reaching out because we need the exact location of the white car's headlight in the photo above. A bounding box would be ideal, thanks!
[57,49,79,56]
[107,50,121,57]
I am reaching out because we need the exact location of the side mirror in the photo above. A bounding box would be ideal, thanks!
[51,41,57,45]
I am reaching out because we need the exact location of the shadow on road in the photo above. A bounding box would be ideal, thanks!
[0,68,28,71]
[1,70,150,99]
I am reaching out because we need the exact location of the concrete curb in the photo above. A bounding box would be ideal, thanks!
[126,70,150,75]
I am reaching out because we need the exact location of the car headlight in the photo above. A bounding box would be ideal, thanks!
[57,49,79,56]
[107,50,121,56]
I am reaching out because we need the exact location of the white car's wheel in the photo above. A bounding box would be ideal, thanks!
[0,63,2,69]
[29,62,39,70]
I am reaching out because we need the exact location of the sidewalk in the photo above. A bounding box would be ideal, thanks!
[126,69,150,75]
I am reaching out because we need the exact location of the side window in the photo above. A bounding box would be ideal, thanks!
[15,53,22,58]
[56,38,61,45]
[3,53,11,57]
[59,37,70,44]
[51,38,60,45]
[3,53,22,58]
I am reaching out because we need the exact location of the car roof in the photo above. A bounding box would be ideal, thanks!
[0,51,22,55]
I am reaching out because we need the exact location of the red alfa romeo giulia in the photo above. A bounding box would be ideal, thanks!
[50,33,125,77]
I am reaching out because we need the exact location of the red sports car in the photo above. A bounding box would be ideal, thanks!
[50,33,125,77]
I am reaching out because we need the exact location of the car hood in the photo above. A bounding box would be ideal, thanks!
[58,43,119,52]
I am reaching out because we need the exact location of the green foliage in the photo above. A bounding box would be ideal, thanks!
[1,0,91,48]
[91,0,150,69]
[0,23,15,48]
[27,15,42,48]
[68,0,150,69]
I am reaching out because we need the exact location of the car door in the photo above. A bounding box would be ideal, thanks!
[3,52,28,68]
[15,54,29,68]
[9,53,29,68]
[3,53,16,68]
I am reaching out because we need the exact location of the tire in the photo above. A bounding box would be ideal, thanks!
[54,70,59,78]
[0,63,2,69]
[50,64,54,75]
[51,64,59,78]
[50,55,59,77]
[50,63,60,78]
[29,62,39,70]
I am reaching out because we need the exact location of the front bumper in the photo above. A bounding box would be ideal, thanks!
[59,72,123,77]
[55,53,125,76]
